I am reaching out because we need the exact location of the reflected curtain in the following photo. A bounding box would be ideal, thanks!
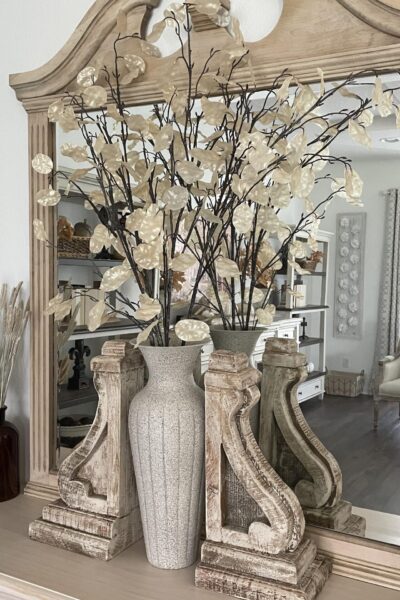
[369,189,400,393]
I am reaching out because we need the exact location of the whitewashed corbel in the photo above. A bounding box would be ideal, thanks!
[259,338,365,536]
[29,340,144,560]
[195,349,331,600]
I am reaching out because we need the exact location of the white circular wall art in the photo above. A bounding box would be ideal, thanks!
[334,213,366,339]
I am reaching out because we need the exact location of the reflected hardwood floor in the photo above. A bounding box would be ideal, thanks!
[301,394,400,515]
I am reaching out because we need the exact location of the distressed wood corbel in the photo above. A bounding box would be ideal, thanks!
[195,350,331,600]
[29,341,144,560]
[259,338,365,536]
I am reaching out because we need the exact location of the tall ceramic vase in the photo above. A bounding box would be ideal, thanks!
[0,406,19,502]
[210,326,265,530]
[129,343,205,570]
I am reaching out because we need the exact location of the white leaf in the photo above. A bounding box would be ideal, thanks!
[176,161,204,185]
[345,169,363,202]
[33,219,48,242]
[288,260,310,276]
[35,186,61,207]
[201,96,231,126]
[163,186,189,211]
[135,320,159,347]
[233,204,253,234]
[100,262,132,292]
[133,293,161,321]
[77,66,98,88]
[171,253,197,272]
[348,120,371,148]
[32,154,53,175]
[291,166,315,199]
[82,85,107,108]
[153,124,174,152]
[134,241,162,270]
[215,257,240,279]
[175,319,210,342]
[88,297,106,332]
[90,224,115,253]
[256,305,276,325]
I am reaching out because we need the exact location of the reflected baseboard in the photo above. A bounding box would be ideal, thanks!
[24,480,59,502]
[307,525,400,590]
[353,507,400,546]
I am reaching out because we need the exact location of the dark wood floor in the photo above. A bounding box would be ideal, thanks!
[301,395,400,515]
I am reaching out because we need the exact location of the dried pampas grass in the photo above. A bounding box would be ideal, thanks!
[0,283,30,408]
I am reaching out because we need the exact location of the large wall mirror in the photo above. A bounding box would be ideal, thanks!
[248,72,400,552]
[301,72,400,548]
[9,0,400,588]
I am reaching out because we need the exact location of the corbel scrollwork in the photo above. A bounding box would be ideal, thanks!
[259,338,365,535]
[196,349,331,600]
[29,341,145,560]
[260,338,342,510]
[59,340,144,516]
[204,350,305,555]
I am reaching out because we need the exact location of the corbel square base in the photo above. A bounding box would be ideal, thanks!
[195,540,331,600]
[29,499,142,561]
[304,500,366,537]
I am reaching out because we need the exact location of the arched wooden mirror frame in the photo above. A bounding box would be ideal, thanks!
[9,0,400,588]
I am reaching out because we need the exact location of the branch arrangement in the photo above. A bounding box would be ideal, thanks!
[0,283,30,408]
[32,0,399,346]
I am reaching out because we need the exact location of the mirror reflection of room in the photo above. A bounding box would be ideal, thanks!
[53,70,400,550]
[268,73,400,548]
[54,110,151,466]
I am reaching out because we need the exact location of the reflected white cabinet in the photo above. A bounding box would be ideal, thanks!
[200,317,301,371]
[200,313,328,404]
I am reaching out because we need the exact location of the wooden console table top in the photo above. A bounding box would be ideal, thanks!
[0,495,398,600]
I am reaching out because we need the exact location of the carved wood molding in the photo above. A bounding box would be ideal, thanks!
[10,0,161,103]
[337,0,400,36]
[10,0,400,111]
[27,111,58,497]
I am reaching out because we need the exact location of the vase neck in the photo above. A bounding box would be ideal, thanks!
[0,406,6,425]
[210,328,264,358]
[140,345,202,389]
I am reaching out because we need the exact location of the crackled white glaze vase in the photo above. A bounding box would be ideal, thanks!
[128,343,205,570]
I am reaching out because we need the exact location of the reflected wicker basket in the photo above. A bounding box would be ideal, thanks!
[58,236,91,259]
[325,369,365,397]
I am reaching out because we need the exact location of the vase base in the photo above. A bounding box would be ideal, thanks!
[29,499,142,561]
[195,539,331,600]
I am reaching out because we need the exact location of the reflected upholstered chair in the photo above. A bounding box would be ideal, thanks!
[373,352,400,430]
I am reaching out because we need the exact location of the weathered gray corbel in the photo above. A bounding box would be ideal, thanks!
[195,349,331,600]
[29,341,144,560]
[259,338,365,536]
